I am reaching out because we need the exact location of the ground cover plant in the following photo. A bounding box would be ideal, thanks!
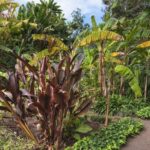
[136,107,150,119]
[0,126,35,150]
[66,118,143,150]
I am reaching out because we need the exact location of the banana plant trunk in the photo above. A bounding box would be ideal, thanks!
[99,42,106,97]
[104,79,110,127]
[119,76,125,95]
[144,60,149,101]
[99,42,110,126]
[110,66,115,94]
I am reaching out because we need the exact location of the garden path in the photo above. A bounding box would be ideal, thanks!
[121,120,150,150]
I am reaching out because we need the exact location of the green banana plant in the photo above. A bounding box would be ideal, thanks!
[76,15,124,126]
[137,41,150,100]
[27,34,69,65]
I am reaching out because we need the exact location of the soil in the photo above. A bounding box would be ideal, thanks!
[121,119,150,150]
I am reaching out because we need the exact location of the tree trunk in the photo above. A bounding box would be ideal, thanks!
[99,42,110,126]
[144,61,149,101]
[110,67,115,93]
[119,76,124,95]
[144,75,148,101]
[104,78,110,127]
[99,42,106,96]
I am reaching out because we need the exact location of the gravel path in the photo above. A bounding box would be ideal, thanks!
[121,120,150,150]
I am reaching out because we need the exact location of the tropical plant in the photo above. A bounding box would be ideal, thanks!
[66,118,143,150]
[17,0,69,50]
[76,16,124,126]
[0,47,92,149]
[102,0,150,100]
[94,94,147,116]
[137,41,150,100]
[115,65,142,97]
[136,107,150,119]
[0,0,38,70]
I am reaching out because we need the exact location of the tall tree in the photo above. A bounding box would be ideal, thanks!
[68,8,90,43]
[16,0,69,52]
[103,0,150,19]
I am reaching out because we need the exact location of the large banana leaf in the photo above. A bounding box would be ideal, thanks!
[77,30,124,47]
[32,34,68,51]
[115,65,142,97]
[91,15,98,31]
[29,48,62,65]
[137,41,150,48]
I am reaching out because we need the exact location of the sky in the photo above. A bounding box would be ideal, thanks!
[15,0,105,24]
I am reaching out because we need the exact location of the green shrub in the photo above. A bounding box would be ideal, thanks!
[66,118,143,150]
[94,94,148,116]
[136,107,150,119]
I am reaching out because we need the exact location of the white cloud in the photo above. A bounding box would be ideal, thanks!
[15,0,105,21]
[55,0,104,20]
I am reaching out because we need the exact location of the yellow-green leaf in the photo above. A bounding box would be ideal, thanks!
[32,34,68,51]
[137,41,150,48]
[77,30,124,47]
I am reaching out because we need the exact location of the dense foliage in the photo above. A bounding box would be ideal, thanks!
[66,118,143,150]
[94,95,148,116]
[136,107,150,119]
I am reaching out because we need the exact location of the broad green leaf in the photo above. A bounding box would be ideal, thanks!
[115,65,134,80]
[129,78,142,97]
[73,133,81,140]
[91,15,97,30]
[0,71,7,78]
[76,124,92,133]
[115,65,142,97]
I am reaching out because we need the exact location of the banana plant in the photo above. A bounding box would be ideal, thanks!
[76,15,124,126]
[137,41,150,100]
[25,34,69,65]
